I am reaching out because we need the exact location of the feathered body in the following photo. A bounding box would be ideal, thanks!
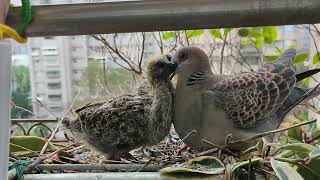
[63,56,176,159]
[172,47,318,150]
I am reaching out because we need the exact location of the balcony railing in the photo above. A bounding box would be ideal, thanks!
[11,119,58,137]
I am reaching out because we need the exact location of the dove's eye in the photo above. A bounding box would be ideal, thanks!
[179,52,188,60]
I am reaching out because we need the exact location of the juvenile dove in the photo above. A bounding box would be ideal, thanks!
[172,47,320,150]
[62,55,176,159]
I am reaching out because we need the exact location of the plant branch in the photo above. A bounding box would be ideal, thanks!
[11,100,39,119]
[227,119,316,146]
[220,35,227,74]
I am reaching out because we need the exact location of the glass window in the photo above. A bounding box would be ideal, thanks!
[48,82,61,89]
[48,94,62,101]
[47,70,60,79]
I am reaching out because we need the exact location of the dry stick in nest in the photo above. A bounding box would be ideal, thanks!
[170,130,197,154]
[8,90,81,180]
[136,157,155,172]
[227,119,316,146]
[201,139,236,157]
[7,142,79,180]
[35,98,59,119]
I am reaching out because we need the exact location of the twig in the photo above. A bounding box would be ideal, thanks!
[170,130,197,155]
[201,139,236,157]
[248,158,251,180]
[8,142,79,180]
[24,90,80,173]
[184,30,190,46]
[306,154,320,164]
[136,157,154,172]
[66,144,86,153]
[35,98,59,119]
[40,89,80,155]
[178,130,197,145]
[220,35,227,74]
[254,167,277,178]
[97,78,115,98]
[196,148,219,156]
[227,119,316,146]
[284,83,320,115]
[11,100,39,119]
[22,142,80,174]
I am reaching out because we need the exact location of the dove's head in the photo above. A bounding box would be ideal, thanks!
[147,55,177,84]
[172,47,211,76]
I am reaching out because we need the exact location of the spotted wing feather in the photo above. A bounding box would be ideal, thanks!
[209,49,296,128]
[71,95,152,158]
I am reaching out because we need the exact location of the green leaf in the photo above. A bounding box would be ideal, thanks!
[240,40,252,46]
[296,162,320,180]
[297,150,320,180]
[276,150,295,158]
[160,156,225,175]
[294,53,309,64]
[303,77,311,87]
[248,28,262,38]
[10,136,54,155]
[289,44,297,49]
[287,126,303,142]
[309,148,320,158]
[279,135,289,144]
[266,55,280,61]
[312,130,320,142]
[270,158,304,180]
[162,32,175,40]
[231,158,263,173]
[186,30,204,38]
[262,26,278,44]
[312,52,320,64]
[223,28,233,36]
[275,46,283,54]
[209,29,222,39]
[281,143,316,153]
[238,28,250,37]
[255,36,263,48]
[297,112,308,121]
[277,143,316,158]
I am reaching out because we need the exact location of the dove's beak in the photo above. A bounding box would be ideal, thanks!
[165,54,172,62]
[164,54,177,80]
[169,63,178,80]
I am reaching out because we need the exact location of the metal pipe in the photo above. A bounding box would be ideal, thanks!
[0,39,11,180]
[36,163,162,172]
[11,119,58,123]
[24,172,225,180]
[6,0,320,37]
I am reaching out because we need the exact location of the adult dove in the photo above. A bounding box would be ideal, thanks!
[172,46,320,150]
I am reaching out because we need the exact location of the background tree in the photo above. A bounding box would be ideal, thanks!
[11,65,32,118]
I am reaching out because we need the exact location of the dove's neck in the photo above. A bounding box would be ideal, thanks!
[147,80,174,144]
[176,64,212,90]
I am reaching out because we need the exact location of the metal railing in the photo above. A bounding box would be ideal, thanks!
[11,119,58,137]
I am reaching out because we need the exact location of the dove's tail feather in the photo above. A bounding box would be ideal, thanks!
[296,68,320,82]
[272,86,320,128]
